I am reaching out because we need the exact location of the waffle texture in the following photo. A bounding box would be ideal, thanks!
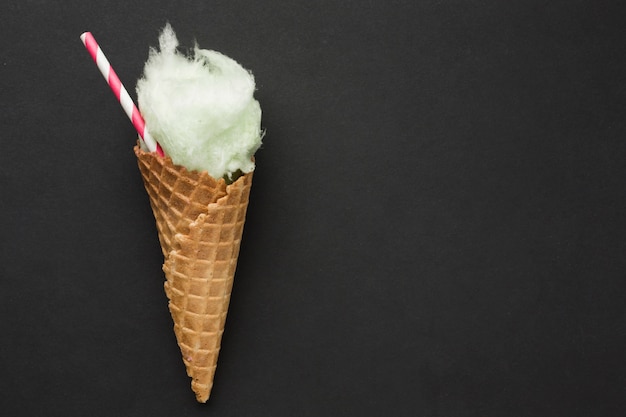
[135,145,253,402]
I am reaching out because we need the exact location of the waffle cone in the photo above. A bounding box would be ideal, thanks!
[134,145,253,402]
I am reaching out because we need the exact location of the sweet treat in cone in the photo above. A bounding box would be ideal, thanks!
[134,24,262,402]
[81,23,260,402]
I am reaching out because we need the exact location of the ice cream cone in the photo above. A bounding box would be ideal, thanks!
[134,145,253,402]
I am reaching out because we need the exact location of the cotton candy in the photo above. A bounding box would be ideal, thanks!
[136,23,262,179]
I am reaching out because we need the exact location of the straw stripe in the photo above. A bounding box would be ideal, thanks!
[80,32,164,156]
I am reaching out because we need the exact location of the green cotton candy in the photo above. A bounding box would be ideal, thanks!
[136,23,262,180]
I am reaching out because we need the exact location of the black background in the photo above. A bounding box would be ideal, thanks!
[2,1,626,416]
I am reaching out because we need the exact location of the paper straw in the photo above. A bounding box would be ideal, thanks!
[80,32,164,157]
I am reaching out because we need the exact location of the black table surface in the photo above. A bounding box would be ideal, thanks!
[2,1,626,416]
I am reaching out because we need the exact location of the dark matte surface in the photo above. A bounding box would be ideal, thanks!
[2,1,626,416]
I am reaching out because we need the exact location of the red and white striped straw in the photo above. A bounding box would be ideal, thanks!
[80,32,164,157]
